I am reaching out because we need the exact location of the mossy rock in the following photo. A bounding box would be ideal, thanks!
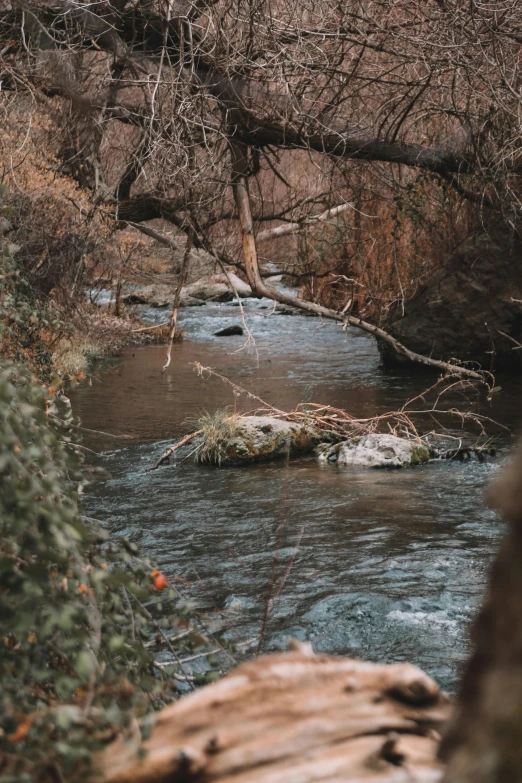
[196,415,323,466]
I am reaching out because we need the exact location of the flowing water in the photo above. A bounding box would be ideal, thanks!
[71,298,522,692]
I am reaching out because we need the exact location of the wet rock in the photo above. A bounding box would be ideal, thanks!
[132,284,173,307]
[223,594,255,613]
[184,272,252,302]
[122,272,251,308]
[275,303,316,317]
[317,434,431,468]
[180,292,207,307]
[121,291,149,305]
[197,415,324,466]
[275,304,299,315]
[214,325,244,336]
[122,283,205,308]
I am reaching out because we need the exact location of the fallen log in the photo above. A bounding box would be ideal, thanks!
[95,644,451,783]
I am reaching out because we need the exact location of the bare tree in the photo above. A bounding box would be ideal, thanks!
[3,0,522,371]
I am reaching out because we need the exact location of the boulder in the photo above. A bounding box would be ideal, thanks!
[122,271,251,308]
[317,434,431,468]
[122,284,172,307]
[122,284,205,308]
[197,415,324,465]
[214,325,244,336]
[184,272,252,302]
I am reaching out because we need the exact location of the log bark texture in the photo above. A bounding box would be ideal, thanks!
[440,443,522,782]
[96,648,450,783]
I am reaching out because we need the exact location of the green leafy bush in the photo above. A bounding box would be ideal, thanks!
[0,193,227,783]
[0,363,186,781]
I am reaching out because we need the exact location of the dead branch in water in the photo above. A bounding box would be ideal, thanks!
[230,140,495,386]
[149,430,203,471]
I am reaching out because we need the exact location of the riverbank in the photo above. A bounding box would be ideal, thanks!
[50,305,178,378]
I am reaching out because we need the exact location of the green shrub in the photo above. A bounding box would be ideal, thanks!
[0,363,196,781]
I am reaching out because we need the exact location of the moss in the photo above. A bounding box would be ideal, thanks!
[291,425,318,453]
[232,439,255,458]
[410,444,431,465]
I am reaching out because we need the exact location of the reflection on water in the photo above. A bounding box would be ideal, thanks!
[70,298,522,692]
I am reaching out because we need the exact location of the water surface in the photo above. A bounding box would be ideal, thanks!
[72,298,522,691]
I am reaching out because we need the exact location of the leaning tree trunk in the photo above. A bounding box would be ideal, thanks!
[381,223,522,372]
[440,443,522,782]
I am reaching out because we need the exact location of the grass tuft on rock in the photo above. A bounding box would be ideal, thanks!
[195,409,240,465]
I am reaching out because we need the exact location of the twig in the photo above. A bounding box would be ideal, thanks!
[144,629,191,648]
[497,329,522,350]
[132,321,170,332]
[162,229,193,373]
[129,594,196,690]
[149,430,203,471]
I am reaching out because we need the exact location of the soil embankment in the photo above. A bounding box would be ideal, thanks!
[382,225,522,371]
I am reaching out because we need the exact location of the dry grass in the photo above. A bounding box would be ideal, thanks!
[52,335,101,376]
[152,365,505,470]
[52,306,182,377]
[194,409,240,466]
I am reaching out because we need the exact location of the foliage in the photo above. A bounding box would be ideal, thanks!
[0,184,69,380]
[0,185,150,382]
[0,362,221,782]
[0,112,113,301]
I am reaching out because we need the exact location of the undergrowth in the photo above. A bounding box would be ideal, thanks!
[0,362,226,782]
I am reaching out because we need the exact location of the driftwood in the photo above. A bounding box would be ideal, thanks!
[149,430,203,471]
[96,644,450,783]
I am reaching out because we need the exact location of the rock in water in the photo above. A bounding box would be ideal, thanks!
[214,325,244,336]
[197,415,324,465]
[122,284,174,307]
[184,272,252,302]
[317,434,431,468]
[122,271,251,308]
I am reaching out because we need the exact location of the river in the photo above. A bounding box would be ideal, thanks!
[70,297,522,692]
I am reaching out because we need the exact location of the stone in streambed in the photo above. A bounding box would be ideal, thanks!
[197,415,324,466]
[183,272,252,302]
[122,283,205,308]
[316,434,431,468]
[214,325,244,336]
[122,272,251,309]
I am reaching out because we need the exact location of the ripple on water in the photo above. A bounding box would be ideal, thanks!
[82,442,504,692]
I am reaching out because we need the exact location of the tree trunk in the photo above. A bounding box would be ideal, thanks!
[439,444,522,782]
